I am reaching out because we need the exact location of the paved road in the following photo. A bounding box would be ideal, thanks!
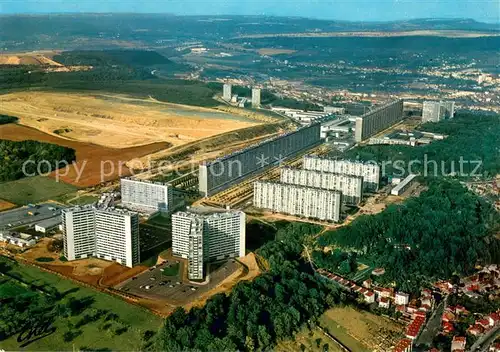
[470,325,500,351]
[416,297,446,346]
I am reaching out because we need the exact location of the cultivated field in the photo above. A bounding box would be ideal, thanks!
[319,306,404,352]
[0,124,169,187]
[0,91,262,148]
[0,176,77,204]
[257,48,297,56]
[0,199,16,211]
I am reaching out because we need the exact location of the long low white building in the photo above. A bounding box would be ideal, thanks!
[121,178,173,213]
[391,174,418,196]
[280,167,363,205]
[303,156,380,192]
[253,181,342,222]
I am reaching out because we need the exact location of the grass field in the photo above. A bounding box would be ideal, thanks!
[0,176,77,204]
[161,263,180,276]
[0,256,162,351]
[319,306,404,352]
[276,325,343,352]
[68,195,99,206]
[146,213,171,227]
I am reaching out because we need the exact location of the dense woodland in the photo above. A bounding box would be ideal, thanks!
[317,180,500,293]
[154,223,340,351]
[0,140,76,182]
[344,112,500,178]
[0,115,18,125]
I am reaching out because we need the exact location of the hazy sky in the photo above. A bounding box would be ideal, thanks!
[0,0,499,23]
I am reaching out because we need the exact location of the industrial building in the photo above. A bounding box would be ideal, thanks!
[199,123,322,196]
[0,232,38,247]
[391,174,418,196]
[280,167,363,205]
[253,181,342,222]
[355,99,404,142]
[323,106,346,114]
[251,88,261,108]
[422,101,455,122]
[121,178,173,213]
[172,207,246,280]
[34,217,62,233]
[303,156,380,192]
[223,83,232,101]
[62,205,140,268]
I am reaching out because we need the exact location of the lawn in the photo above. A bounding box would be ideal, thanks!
[276,325,343,352]
[0,256,162,351]
[0,176,77,205]
[69,195,99,206]
[161,263,180,277]
[145,213,171,228]
[0,279,30,299]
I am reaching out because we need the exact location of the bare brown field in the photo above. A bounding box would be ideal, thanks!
[0,123,170,186]
[0,92,262,149]
[0,52,63,66]
[0,199,16,211]
[257,48,297,55]
[239,30,500,39]
[18,238,148,287]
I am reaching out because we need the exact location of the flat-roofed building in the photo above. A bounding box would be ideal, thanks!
[422,101,455,122]
[62,206,140,268]
[253,181,342,222]
[252,88,261,108]
[121,178,173,213]
[355,99,404,142]
[280,167,363,205]
[223,83,232,101]
[303,156,380,192]
[35,216,62,233]
[391,174,418,196]
[172,207,246,280]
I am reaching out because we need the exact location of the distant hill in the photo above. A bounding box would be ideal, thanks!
[0,15,497,51]
[53,50,176,67]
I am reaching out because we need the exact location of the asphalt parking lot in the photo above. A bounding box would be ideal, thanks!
[118,258,240,305]
[0,203,64,231]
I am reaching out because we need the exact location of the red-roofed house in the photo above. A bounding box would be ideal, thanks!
[364,291,375,304]
[451,336,466,351]
[379,297,390,309]
[442,321,455,334]
[487,312,500,326]
[467,324,484,336]
[477,319,491,329]
[393,338,412,352]
[363,279,372,288]
[489,342,500,352]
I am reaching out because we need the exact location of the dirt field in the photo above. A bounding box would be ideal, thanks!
[17,238,148,287]
[257,48,297,56]
[0,92,262,148]
[0,52,62,66]
[0,199,16,211]
[0,123,170,187]
[320,306,404,352]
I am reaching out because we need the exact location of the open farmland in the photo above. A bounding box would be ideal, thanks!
[0,91,264,148]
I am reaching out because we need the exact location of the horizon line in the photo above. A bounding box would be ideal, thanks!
[0,12,498,24]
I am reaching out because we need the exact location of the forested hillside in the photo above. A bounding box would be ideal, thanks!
[0,140,76,182]
[154,223,340,351]
[317,180,500,293]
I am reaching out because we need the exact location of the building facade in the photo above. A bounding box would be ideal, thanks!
[253,181,342,222]
[62,206,140,267]
[303,156,380,192]
[121,178,173,213]
[251,88,261,108]
[280,167,363,205]
[199,123,321,196]
[223,83,232,101]
[422,101,455,122]
[355,99,404,142]
[172,208,246,280]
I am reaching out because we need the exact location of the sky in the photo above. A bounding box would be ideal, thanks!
[0,0,499,23]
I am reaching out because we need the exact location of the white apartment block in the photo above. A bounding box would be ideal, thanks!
[303,156,380,192]
[172,207,246,280]
[280,167,363,205]
[121,178,173,213]
[252,88,261,108]
[422,101,455,123]
[62,206,140,268]
[253,181,342,222]
[62,206,96,261]
[223,83,232,101]
[95,208,140,268]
